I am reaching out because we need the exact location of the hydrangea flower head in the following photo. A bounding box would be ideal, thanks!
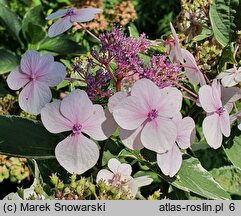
[199,79,231,149]
[41,89,110,174]
[46,8,102,37]
[7,50,66,115]
[113,78,182,153]
[96,158,152,197]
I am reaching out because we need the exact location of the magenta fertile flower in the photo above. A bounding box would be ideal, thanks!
[41,89,110,174]
[7,50,66,115]
[113,78,182,153]
[46,8,102,37]
[199,80,231,149]
[157,114,195,177]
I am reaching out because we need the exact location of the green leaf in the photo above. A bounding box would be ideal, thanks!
[211,166,241,195]
[0,115,63,159]
[38,37,87,55]
[170,155,231,199]
[119,148,230,199]
[209,0,239,46]
[192,27,213,43]
[0,3,22,44]
[102,138,124,166]
[0,49,20,74]
[217,42,237,72]
[22,4,46,44]
[25,23,46,44]
[28,158,70,186]
[128,23,139,38]
[223,126,241,170]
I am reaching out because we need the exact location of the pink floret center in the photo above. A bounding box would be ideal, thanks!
[216,107,225,116]
[30,74,36,81]
[148,109,159,120]
[65,8,74,16]
[72,123,82,135]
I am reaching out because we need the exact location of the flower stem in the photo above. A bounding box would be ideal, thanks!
[74,22,100,42]
[183,95,197,103]
[175,82,198,98]
[65,77,85,83]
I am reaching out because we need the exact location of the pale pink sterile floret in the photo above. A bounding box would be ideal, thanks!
[230,111,241,131]
[41,89,111,174]
[181,48,206,86]
[199,79,231,149]
[167,23,184,63]
[96,158,152,197]
[7,50,66,115]
[108,91,145,150]
[157,113,195,177]
[221,85,241,113]
[46,8,102,37]
[113,78,182,154]
[167,24,205,86]
[216,66,241,87]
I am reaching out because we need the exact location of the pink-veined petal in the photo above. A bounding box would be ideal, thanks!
[220,111,231,137]
[221,73,237,87]
[216,71,232,79]
[131,78,162,110]
[46,8,72,20]
[37,62,66,87]
[181,49,206,86]
[173,115,195,149]
[48,16,72,38]
[70,8,102,22]
[55,134,99,174]
[33,54,54,76]
[20,50,40,75]
[198,85,217,112]
[7,67,30,90]
[211,79,222,109]
[108,91,127,113]
[60,89,93,124]
[108,158,121,173]
[131,79,182,118]
[113,95,147,130]
[234,68,241,82]
[119,126,144,150]
[141,117,177,153]
[118,163,132,176]
[132,176,153,188]
[203,113,223,149]
[101,109,118,138]
[82,104,108,140]
[19,81,52,115]
[41,100,73,133]
[169,23,183,63]
[96,169,114,184]
[127,176,153,197]
[157,87,182,117]
[221,86,241,104]
[157,144,182,177]
[221,86,241,113]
